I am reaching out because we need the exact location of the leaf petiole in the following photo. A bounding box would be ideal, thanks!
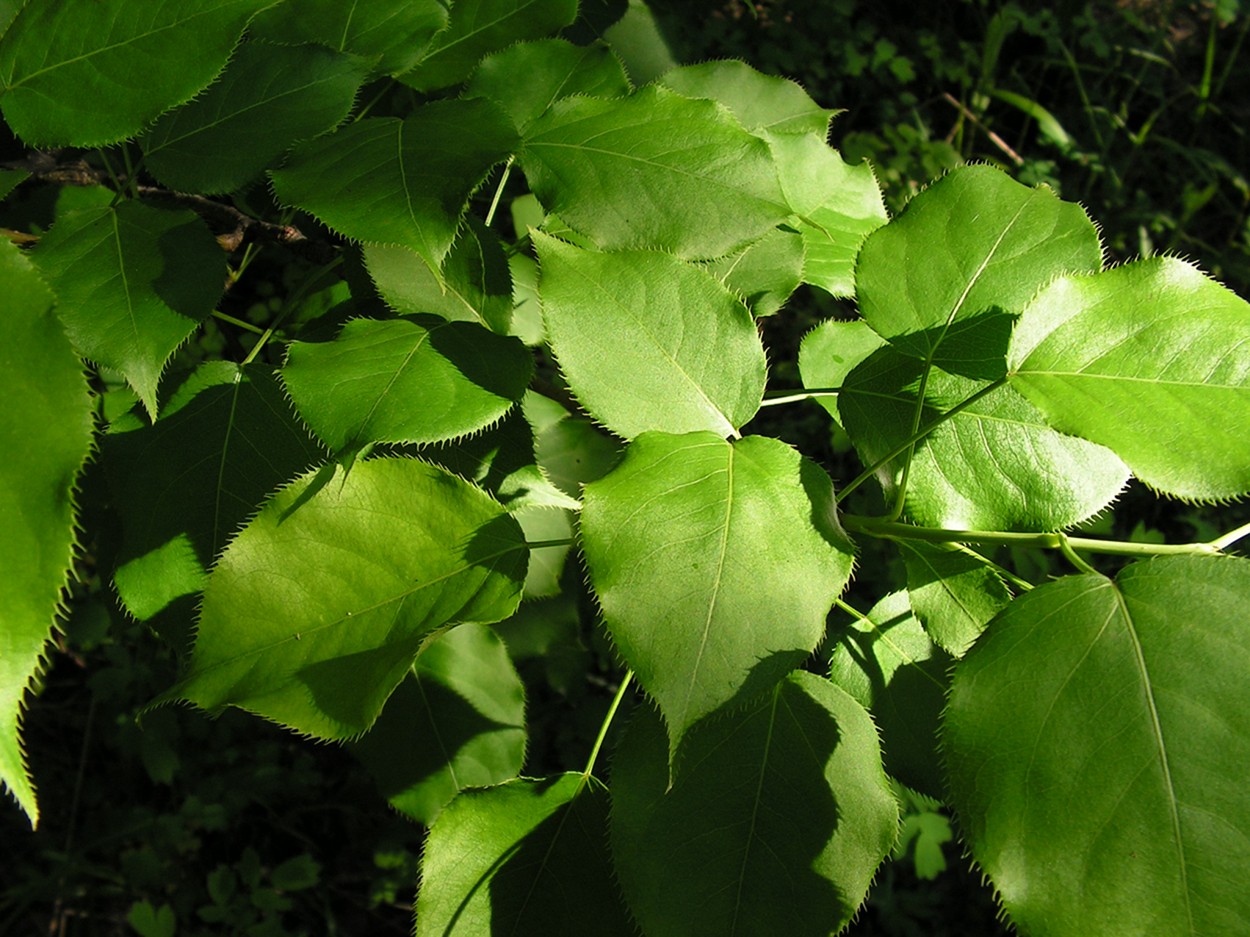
[582,670,634,783]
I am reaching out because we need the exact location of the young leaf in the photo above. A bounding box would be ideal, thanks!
[897,540,1011,657]
[767,132,889,298]
[270,101,518,274]
[580,432,855,759]
[363,217,514,333]
[32,202,225,419]
[465,38,631,132]
[535,234,767,439]
[415,774,633,936]
[828,591,950,798]
[143,41,368,194]
[610,675,898,937]
[165,458,527,739]
[944,555,1250,937]
[521,86,790,259]
[281,315,533,455]
[0,241,94,828]
[350,623,525,825]
[401,0,580,92]
[0,0,270,146]
[104,362,325,622]
[248,0,447,77]
[658,60,835,138]
[856,164,1102,379]
[1008,256,1250,500]
[839,347,1129,530]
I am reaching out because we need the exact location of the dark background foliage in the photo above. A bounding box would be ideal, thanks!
[5,2,1248,934]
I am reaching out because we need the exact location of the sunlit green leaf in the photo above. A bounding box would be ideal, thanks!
[166,458,527,739]
[828,591,949,797]
[270,101,517,273]
[658,60,835,137]
[364,217,513,333]
[521,86,789,259]
[768,132,888,298]
[416,774,633,935]
[104,362,325,621]
[466,38,630,132]
[535,233,766,438]
[706,227,804,317]
[839,346,1129,529]
[610,675,897,937]
[402,0,579,91]
[1009,256,1250,500]
[282,315,532,455]
[32,202,225,418]
[581,432,854,758]
[797,318,887,425]
[944,556,1250,937]
[0,240,94,827]
[351,623,525,825]
[0,0,271,146]
[856,164,1102,379]
[143,41,368,194]
[249,0,447,76]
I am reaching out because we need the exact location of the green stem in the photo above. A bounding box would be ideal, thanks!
[525,538,575,550]
[240,255,341,366]
[1208,520,1250,552]
[948,542,1034,591]
[582,671,634,781]
[212,310,265,335]
[844,515,1223,559]
[889,363,934,521]
[1058,538,1099,575]
[484,157,514,228]
[836,376,1008,504]
[759,387,839,407]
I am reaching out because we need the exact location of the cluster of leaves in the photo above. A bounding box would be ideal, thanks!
[4,1,1250,935]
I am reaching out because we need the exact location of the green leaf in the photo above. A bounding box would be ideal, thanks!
[768,132,889,298]
[535,233,767,438]
[166,457,527,739]
[839,346,1129,529]
[269,854,320,891]
[0,0,271,146]
[797,318,887,425]
[521,86,790,259]
[104,362,325,621]
[364,217,514,333]
[31,202,225,419]
[270,101,518,273]
[658,60,835,137]
[828,591,950,798]
[281,314,533,455]
[580,432,854,757]
[897,540,1011,657]
[856,164,1102,379]
[351,623,525,825]
[249,0,448,76]
[142,41,368,194]
[944,556,1250,937]
[1008,256,1250,500]
[610,674,898,937]
[415,774,633,936]
[402,0,580,92]
[706,227,805,317]
[126,901,176,937]
[466,38,631,132]
[0,240,94,828]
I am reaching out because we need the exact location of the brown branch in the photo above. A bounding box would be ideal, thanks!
[1,150,340,264]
